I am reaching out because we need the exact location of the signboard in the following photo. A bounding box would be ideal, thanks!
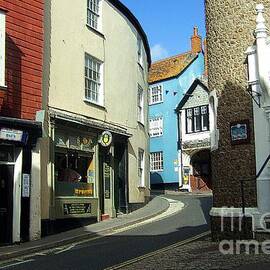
[183,167,190,185]
[63,203,91,215]
[100,131,112,147]
[22,174,30,198]
[104,162,111,199]
[0,128,28,144]
[230,120,250,145]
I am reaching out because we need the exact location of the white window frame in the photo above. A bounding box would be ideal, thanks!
[84,53,104,106]
[150,151,163,172]
[138,148,145,187]
[149,116,163,137]
[0,11,6,88]
[137,84,144,124]
[137,36,143,67]
[149,85,163,105]
[87,0,101,31]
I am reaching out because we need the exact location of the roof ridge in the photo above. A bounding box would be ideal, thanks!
[152,50,193,64]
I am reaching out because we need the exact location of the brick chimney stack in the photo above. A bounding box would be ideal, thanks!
[191,26,202,54]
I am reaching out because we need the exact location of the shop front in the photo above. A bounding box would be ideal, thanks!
[0,117,42,244]
[53,126,99,221]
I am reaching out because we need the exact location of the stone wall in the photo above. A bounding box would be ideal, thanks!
[205,0,270,237]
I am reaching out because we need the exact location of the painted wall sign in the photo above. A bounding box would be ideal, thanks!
[63,203,91,215]
[22,174,30,198]
[230,120,250,145]
[0,128,28,144]
[100,131,112,147]
[104,162,111,199]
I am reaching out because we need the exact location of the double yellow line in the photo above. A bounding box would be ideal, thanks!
[104,230,211,270]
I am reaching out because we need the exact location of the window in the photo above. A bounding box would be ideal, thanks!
[87,0,100,30]
[137,84,144,124]
[137,36,143,66]
[149,85,163,105]
[0,11,6,87]
[150,152,163,172]
[85,54,103,106]
[149,117,163,137]
[138,149,145,187]
[186,105,209,134]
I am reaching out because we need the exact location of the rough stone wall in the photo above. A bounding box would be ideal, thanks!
[205,0,270,210]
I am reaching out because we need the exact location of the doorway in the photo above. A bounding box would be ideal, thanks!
[0,164,14,244]
[114,142,128,214]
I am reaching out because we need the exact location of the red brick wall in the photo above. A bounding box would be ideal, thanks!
[0,0,43,120]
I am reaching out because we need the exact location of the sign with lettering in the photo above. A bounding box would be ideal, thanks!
[0,128,28,144]
[63,203,91,215]
[104,162,111,199]
[22,174,30,198]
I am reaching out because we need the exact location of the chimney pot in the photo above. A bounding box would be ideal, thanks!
[191,26,202,54]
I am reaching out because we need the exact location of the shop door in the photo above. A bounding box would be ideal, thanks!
[0,165,14,244]
[114,143,128,214]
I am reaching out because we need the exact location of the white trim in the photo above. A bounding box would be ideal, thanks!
[210,207,259,217]
[13,148,22,243]
[0,11,6,87]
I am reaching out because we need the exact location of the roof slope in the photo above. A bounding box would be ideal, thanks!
[148,52,198,84]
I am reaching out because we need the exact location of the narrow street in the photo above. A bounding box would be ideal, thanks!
[0,194,212,270]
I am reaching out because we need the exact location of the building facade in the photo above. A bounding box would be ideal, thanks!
[176,78,211,192]
[0,1,44,244]
[206,0,270,239]
[148,27,205,189]
[41,0,151,234]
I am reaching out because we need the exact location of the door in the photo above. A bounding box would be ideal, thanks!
[0,165,14,244]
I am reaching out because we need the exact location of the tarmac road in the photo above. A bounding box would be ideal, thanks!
[0,194,212,270]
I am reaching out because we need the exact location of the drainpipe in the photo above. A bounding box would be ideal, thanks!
[176,110,183,189]
[254,4,270,216]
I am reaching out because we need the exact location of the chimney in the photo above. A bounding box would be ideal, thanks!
[203,38,208,76]
[191,26,202,54]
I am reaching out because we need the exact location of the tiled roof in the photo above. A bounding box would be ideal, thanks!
[148,52,197,84]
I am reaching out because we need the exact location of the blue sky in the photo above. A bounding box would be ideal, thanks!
[121,0,206,62]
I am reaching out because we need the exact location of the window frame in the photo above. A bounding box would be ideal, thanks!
[0,11,6,88]
[138,148,145,187]
[150,151,164,172]
[149,85,163,105]
[185,105,209,134]
[149,116,163,137]
[137,84,144,124]
[84,53,104,106]
[87,0,101,31]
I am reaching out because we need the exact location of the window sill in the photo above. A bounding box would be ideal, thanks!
[86,24,105,39]
[84,99,106,110]
[0,85,7,91]
[150,170,163,173]
[149,101,163,106]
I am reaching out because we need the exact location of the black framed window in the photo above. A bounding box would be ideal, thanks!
[186,105,209,133]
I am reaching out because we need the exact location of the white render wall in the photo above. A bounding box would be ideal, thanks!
[43,0,150,217]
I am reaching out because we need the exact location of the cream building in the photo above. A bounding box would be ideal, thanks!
[41,0,151,233]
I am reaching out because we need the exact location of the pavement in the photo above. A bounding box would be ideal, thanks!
[0,195,170,262]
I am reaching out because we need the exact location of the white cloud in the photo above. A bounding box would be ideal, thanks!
[150,44,169,62]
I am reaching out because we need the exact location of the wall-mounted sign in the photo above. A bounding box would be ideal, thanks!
[22,174,30,198]
[99,131,112,147]
[63,203,91,215]
[104,162,111,199]
[0,128,28,144]
[183,167,190,185]
[230,120,250,145]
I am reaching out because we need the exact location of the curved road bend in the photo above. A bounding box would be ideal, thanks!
[0,194,212,270]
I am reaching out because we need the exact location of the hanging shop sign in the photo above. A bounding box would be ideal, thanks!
[99,131,112,147]
[0,128,28,144]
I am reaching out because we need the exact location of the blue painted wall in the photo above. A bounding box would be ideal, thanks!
[149,53,204,185]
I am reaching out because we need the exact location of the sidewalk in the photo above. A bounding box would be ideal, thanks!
[0,196,170,262]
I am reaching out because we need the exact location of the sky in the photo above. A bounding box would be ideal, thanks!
[121,0,206,62]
